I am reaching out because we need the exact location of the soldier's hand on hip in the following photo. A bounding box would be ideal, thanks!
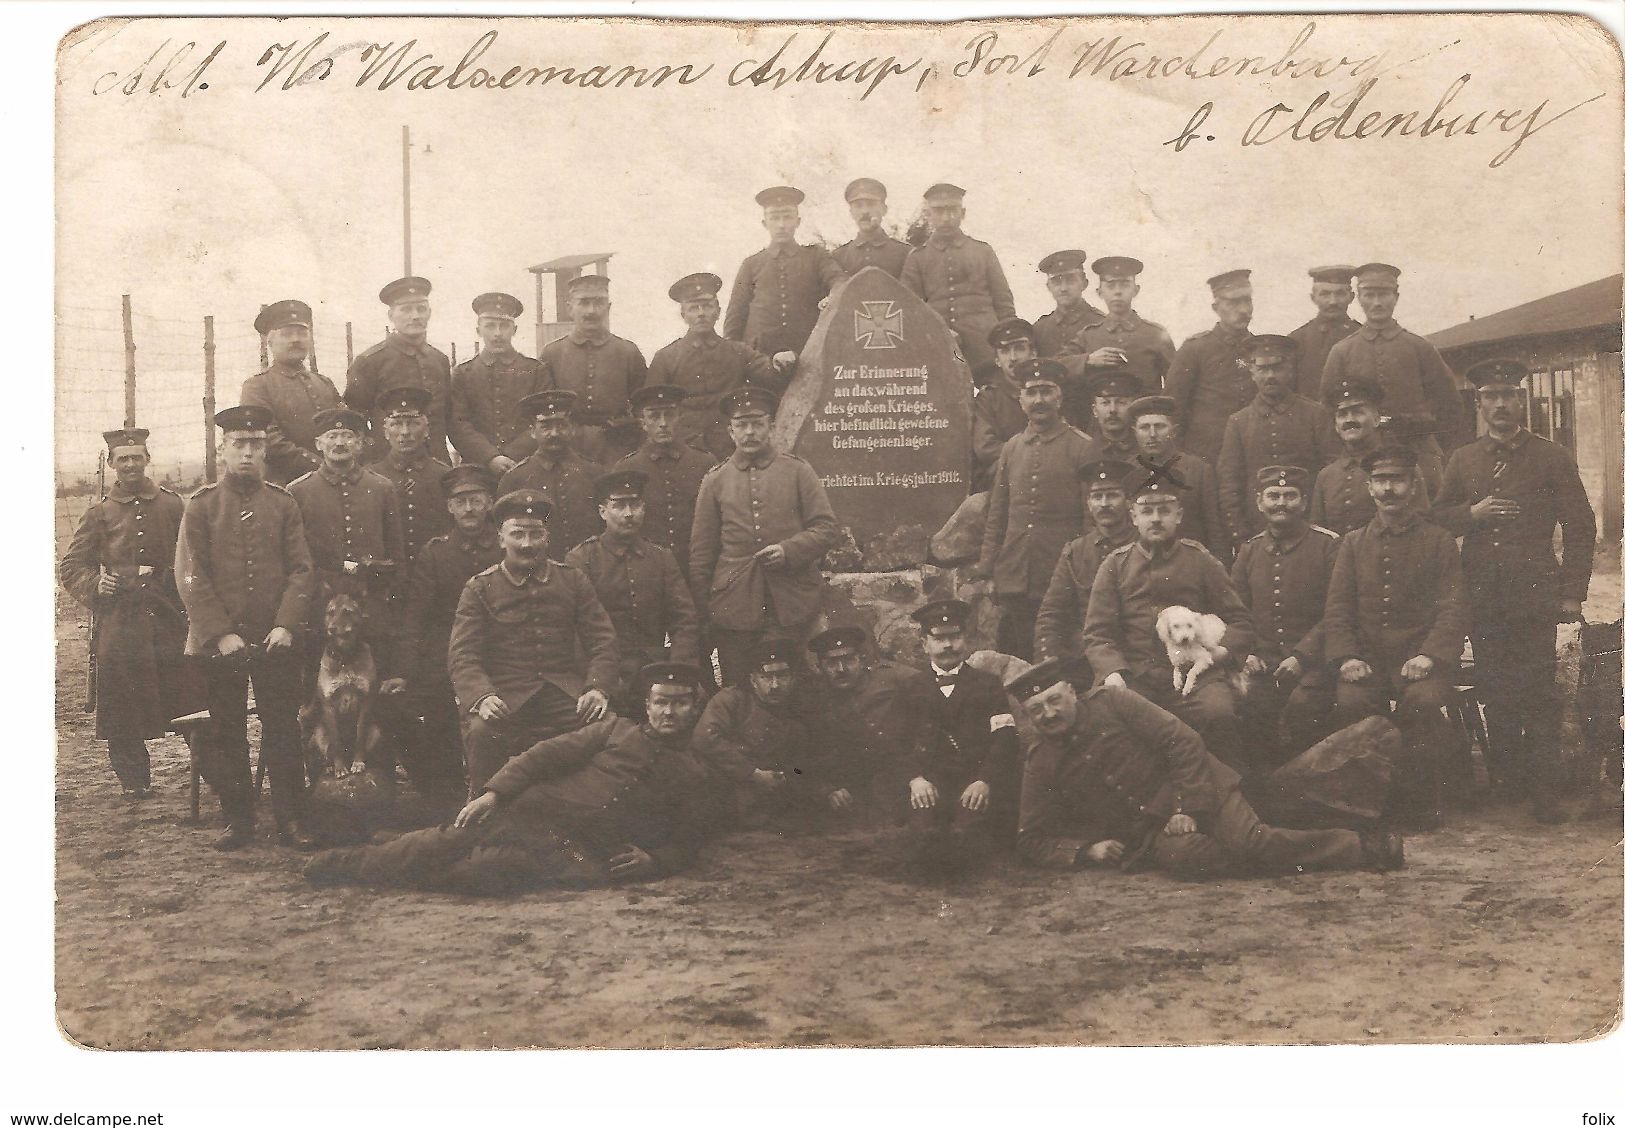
[475,694,511,722]
[1400,654,1434,682]
[96,570,122,597]
[753,544,787,570]
[454,791,499,828]
[959,780,990,811]
[488,455,517,475]
[609,844,655,880]
[827,788,853,811]
[1163,813,1197,836]
[216,633,248,658]
[1102,671,1128,690]
[1339,659,1372,683]
[264,626,295,652]
[1086,840,1126,864]
[577,688,610,721]
[909,776,939,810]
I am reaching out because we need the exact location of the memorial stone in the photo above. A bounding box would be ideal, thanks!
[773,266,973,569]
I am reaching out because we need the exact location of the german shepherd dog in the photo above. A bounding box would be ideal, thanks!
[300,589,383,782]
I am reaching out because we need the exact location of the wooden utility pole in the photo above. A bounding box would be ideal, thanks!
[203,315,217,483]
[120,294,136,427]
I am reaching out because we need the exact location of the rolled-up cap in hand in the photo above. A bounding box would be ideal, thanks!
[755,185,805,209]
[593,469,648,504]
[214,404,274,435]
[629,384,686,411]
[1126,394,1178,425]
[441,464,496,497]
[844,178,887,203]
[1463,358,1530,388]
[103,427,150,451]
[1354,263,1401,289]
[987,317,1035,350]
[518,389,578,421]
[312,407,368,436]
[254,299,312,335]
[1206,269,1252,298]
[1255,465,1311,493]
[923,182,967,203]
[720,385,779,419]
[1013,358,1066,389]
[807,623,869,656]
[1093,256,1144,280]
[378,385,431,418]
[471,292,523,320]
[379,276,432,306]
[1308,265,1357,284]
[1004,656,1068,703]
[1037,249,1087,276]
[639,661,704,692]
[492,489,553,526]
[1242,334,1298,364]
[668,273,723,303]
[1323,376,1384,409]
[910,598,971,632]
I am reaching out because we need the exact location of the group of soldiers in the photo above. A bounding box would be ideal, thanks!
[60,176,1601,893]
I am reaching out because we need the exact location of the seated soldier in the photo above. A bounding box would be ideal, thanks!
[1010,659,1404,878]
[901,599,1022,871]
[691,636,823,829]
[304,663,720,894]
[1082,469,1257,775]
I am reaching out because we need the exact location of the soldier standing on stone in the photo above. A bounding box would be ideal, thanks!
[1287,266,1361,402]
[1229,466,1341,763]
[1322,446,1466,830]
[972,318,1037,493]
[1034,459,1140,666]
[1126,394,1227,560]
[614,384,716,584]
[1434,359,1596,822]
[832,178,912,279]
[725,185,846,364]
[399,465,503,816]
[1319,263,1463,495]
[175,405,316,850]
[689,386,840,687]
[971,358,1099,661]
[565,470,701,715]
[239,299,342,485]
[449,490,618,796]
[1061,256,1177,396]
[448,291,550,477]
[498,389,605,555]
[370,386,451,568]
[901,183,1016,372]
[539,275,649,465]
[647,272,791,460]
[1166,269,1256,468]
[1310,377,1431,535]
[59,427,197,798]
[345,277,452,463]
[1216,335,1337,542]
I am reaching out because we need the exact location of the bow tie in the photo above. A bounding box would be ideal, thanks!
[935,670,961,686]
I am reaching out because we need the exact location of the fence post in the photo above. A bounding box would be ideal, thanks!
[345,321,354,368]
[121,294,136,428]
[203,315,217,484]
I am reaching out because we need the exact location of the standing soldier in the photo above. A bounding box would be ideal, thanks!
[175,405,316,850]
[369,386,451,567]
[239,299,342,485]
[449,490,619,796]
[1034,459,1140,666]
[1061,256,1176,395]
[1084,368,1144,462]
[1229,466,1341,763]
[59,427,196,798]
[1319,263,1463,494]
[345,277,453,463]
[971,358,1099,661]
[448,291,550,477]
[1216,335,1337,542]
[1031,249,1104,426]
[689,387,841,686]
[287,407,406,679]
[901,183,1016,372]
[614,384,717,582]
[1166,269,1256,468]
[565,470,701,714]
[724,185,846,363]
[1434,359,1597,822]
[399,465,503,817]
[647,272,791,460]
[497,389,605,555]
[539,275,649,465]
[1287,265,1361,402]
[1127,395,1228,560]
[972,319,1037,493]
[832,178,912,279]
[1322,446,1467,830]
[1310,376,1432,535]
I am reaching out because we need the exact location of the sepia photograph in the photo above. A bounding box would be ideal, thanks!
[27,0,1625,1116]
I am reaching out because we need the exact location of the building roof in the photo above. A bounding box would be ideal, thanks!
[1429,273,1622,352]
[528,253,615,274]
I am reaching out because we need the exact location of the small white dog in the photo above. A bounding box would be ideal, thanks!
[1155,605,1228,696]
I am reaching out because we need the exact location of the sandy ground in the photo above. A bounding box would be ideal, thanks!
[54,622,1623,1051]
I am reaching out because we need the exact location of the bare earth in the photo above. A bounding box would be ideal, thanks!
[53,645,1620,1051]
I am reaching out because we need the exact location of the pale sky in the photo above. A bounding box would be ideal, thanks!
[55,11,1624,469]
